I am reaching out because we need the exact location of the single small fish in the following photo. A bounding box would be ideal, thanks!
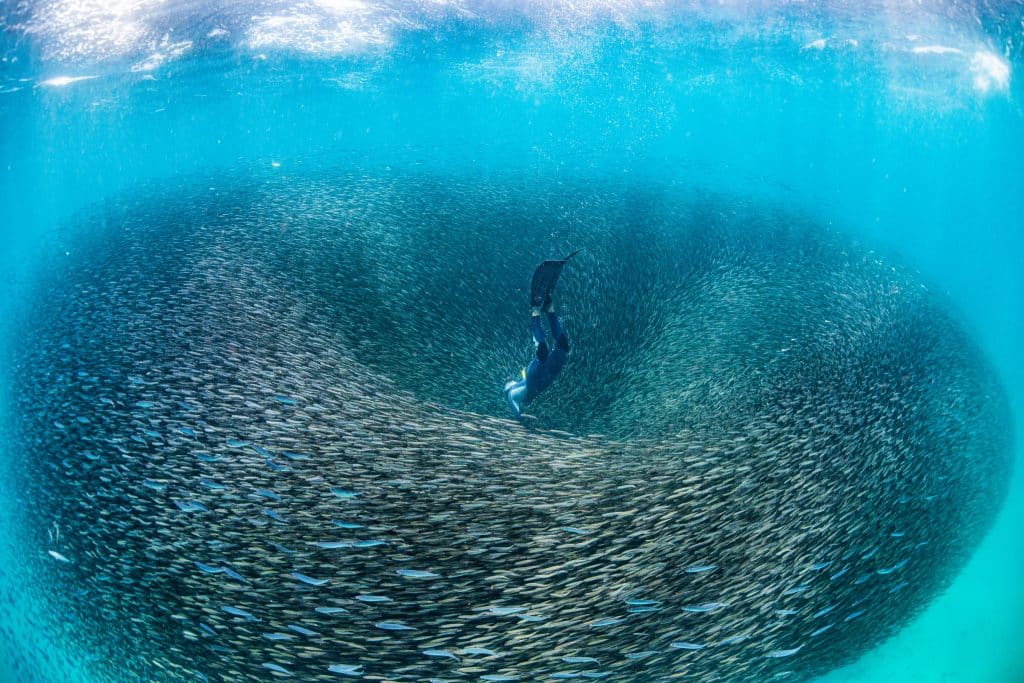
[226,438,250,448]
[264,509,288,523]
[332,521,363,529]
[291,572,328,586]
[142,479,166,491]
[397,569,439,579]
[625,599,660,606]
[891,531,905,538]
[812,605,835,619]
[287,624,319,637]
[314,606,348,615]
[624,651,658,660]
[844,610,864,622]
[47,550,71,563]
[783,584,808,596]
[562,656,599,664]
[222,567,246,582]
[480,676,518,682]
[766,646,803,658]
[195,452,219,462]
[671,642,706,650]
[174,500,207,513]
[222,605,259,621]
[628,606,661,614]
[179,427,198,438]
[263,632,294,641]
[327,664,363,677]
[194,562,223,574]
[686,564,717,573]
[775,609,798,616]
[424,649,459,660]
[488,606,525,616]
[282,451,309,461]
[331,488,359,499]
[374,621,415,631]
[256,488,280,500]
[684,602,727,613]
[355,594,390,602]
[261,662,291,675]
[861,546,879,560]
[274,395,297,405]
[811,561,832,570]
[199,478,224,490]
[314,541,352,550]
[811,624,833,637]
[264,459,290,472]
[561,526,590,535]
[589,617,622,628]
[829,567,849,581]
[719,635,749,645]
[889,581,909,593]
[462,647,498,656]
[199,622,217,636]
[854,573,871,585]
[353,539,386,548]
[549,674,581,680]
[135,401,154,409]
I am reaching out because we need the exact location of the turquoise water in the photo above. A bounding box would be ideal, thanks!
[1,2,1022,682]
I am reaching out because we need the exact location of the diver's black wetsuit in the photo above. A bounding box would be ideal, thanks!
[504,310,569,415]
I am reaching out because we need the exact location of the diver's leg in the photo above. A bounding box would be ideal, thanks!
[531,310,550,361]
[530,309,546,345]
[544,307,569,378]
[547,310,569,351]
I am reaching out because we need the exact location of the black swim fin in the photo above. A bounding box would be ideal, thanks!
[529,250,579,308]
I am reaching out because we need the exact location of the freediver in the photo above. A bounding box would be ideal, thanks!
[503,252,577,417]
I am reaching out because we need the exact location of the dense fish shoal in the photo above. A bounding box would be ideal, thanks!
[3,172,1013,682]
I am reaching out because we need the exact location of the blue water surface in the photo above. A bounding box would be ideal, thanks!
[1,2,1022,681]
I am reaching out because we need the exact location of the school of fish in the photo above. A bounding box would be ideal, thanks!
[2,171,1013,682]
